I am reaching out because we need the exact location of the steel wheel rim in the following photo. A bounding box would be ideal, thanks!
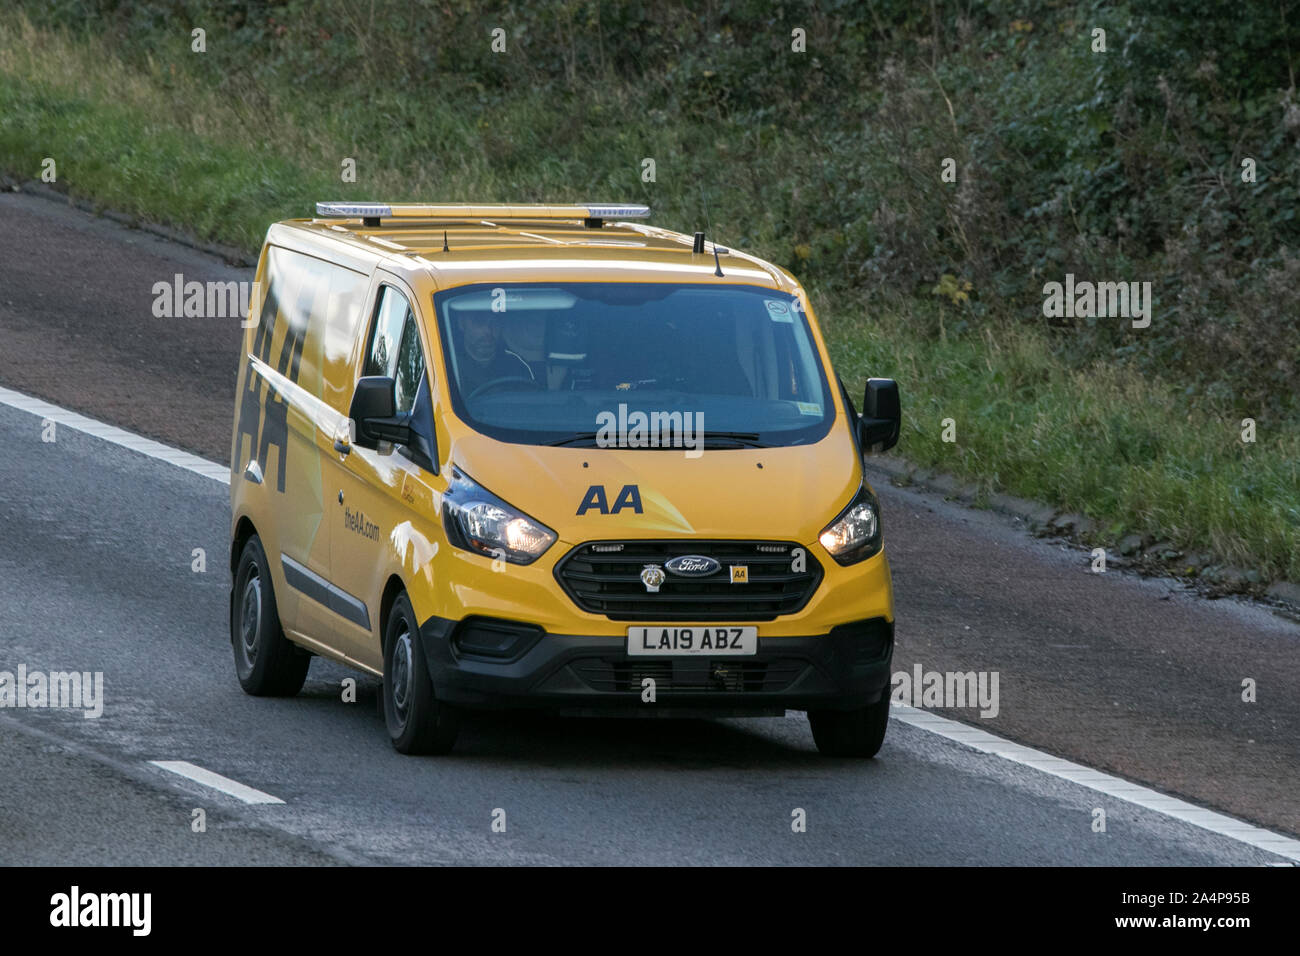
[239,571,262,667]
[391,625,414,724]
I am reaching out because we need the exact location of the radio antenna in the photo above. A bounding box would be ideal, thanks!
[699,185,724,277]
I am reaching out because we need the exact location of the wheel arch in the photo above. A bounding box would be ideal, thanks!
[378,574,408,654]
[231,515,258,572]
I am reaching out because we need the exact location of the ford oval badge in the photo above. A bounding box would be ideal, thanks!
[665,555,721,577]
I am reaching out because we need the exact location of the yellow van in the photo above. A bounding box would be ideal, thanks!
[229,203,900,756]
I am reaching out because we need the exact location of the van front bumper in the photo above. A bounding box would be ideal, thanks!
[418,616,893,715]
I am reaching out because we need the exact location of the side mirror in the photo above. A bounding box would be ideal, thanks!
[348,376,413,450]
[857,378,900,452]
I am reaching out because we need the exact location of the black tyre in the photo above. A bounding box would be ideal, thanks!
[231,535,310,696]
[808,693,890,758]
[383,593,460,754]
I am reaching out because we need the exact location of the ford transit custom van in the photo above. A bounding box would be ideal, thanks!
[229,202,901,756]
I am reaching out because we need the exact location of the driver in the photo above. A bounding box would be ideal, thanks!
[453,311,535,397]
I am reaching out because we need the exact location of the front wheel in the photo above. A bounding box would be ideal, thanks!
[808,693,890,758]
[383,593,460,754]
[231,535,310,696]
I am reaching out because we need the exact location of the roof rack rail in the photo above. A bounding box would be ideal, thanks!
[314,202,650,228]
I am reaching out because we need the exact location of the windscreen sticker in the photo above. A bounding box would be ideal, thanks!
[796,401,822,416]
[764,299,794,323]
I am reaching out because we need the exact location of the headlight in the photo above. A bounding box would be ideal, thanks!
[441,467,556,564]
[818,484,882,565]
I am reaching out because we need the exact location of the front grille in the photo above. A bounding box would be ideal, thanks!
[570,658,806,693]
[554,540,823,621]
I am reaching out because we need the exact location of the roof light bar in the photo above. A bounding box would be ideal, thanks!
[316,202,393,218]
[582,204,650,219]
[314,202,649,221]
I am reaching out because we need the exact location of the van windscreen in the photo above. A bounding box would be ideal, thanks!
[433,282,834,449]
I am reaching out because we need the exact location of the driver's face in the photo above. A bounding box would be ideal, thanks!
[457,314,499,363]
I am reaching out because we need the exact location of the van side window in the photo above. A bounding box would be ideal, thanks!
[364,286,412,380]
[393,312,424,414]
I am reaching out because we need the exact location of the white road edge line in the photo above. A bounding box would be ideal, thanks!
[150,760,284,805]
[0,384,230,485]
[892,705,1300,862]
[4,386,1296,861]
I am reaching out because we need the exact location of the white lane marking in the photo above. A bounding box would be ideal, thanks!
[150,760,284,805]
[892,705,1300,862]
[0,385,230,484]
[4,385,1296,859]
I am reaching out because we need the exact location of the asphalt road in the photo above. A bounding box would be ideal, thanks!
[0,190,1297,864]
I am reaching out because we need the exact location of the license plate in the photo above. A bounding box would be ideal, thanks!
[626,626,758,656]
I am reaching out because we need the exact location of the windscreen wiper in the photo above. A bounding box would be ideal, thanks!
[697,431,771,448]
[546,430,772,448]
[545,432,602,447]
